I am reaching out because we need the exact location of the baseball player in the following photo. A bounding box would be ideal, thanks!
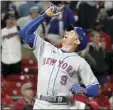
[18,5,99,109]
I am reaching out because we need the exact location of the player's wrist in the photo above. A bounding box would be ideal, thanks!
[82,87,87,94]
[80,84,87,94]
[41,5,64,18]
[42,12,48,18]
[41,6,55,17]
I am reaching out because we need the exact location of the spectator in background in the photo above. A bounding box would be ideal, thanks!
[50,1,76,30]
[62,1,76,30]
[1,1,19,28]
[98,1,113,43]
[1,1,11,12]
[77,1,98,29]
[37,1,53,10]
[94,23,113,75]
[101,32,112,52]
[18,1,37,17]
[96,1,113,43]
[53,1,76,30]
[1,1,19,17]
[1,12,22,78]
[46,14,64,46]
[17,6,45,40]
[12,1,27,12]
[94,23,112,52]
[81,31,109,86]
[14,82,35,110]
[36,1,53,24]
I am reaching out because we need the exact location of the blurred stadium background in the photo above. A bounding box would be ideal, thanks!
[1,1,113,110]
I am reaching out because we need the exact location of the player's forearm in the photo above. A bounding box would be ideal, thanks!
[17,5,63,48]
[17,15,46,48]
[85,84,99,97]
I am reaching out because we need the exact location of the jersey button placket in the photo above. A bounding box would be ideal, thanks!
[48,62,59,95]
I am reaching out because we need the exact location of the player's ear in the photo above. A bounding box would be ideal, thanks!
[74,39,80,45]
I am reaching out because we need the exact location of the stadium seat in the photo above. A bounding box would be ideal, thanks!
[22,59,37,67]
[22,67,38,74]
[6,74,30,82]
[3,81,22,96]
[4,88,21,96]
[21,58,38,74]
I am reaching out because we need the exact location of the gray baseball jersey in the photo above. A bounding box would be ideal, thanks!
[33,35,99,97]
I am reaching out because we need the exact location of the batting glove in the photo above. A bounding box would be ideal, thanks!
[42,5,64,17]
[70,84,83,94]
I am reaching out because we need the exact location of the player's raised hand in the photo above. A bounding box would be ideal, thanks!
[44,5,64,17]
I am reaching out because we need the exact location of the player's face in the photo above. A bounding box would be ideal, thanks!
[61,30,80,46]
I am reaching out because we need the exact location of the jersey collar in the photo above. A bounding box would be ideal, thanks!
[60,49,79,56]
[60,49,69,53]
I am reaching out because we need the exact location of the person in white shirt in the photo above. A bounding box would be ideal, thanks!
[1,12,22,78]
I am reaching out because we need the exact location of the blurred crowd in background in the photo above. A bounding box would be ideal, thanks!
[1,1,113,110]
